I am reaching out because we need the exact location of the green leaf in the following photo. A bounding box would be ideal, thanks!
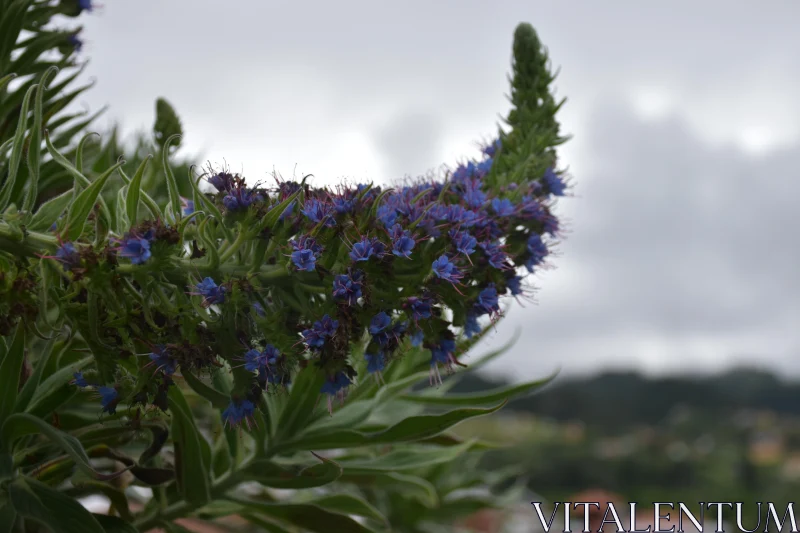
[273,365,326,444]
[28,187,73,232]
[13,333,57,413]
[43,130,113,226]
[276,401,505,452]
[241,455,342,489]
[0,324,25,427]
[64,159,125,241]
[161,134,182,222]
[1,413,128,481]
[182,369,229,410]
[23,67,58,214]
[8,476,105,533]
[0,73,17,92]
[75,132,100,177]
[227,498,376,533]
[0,83,36,210]
[401,372,555,406]
[92,514,139,533]
[168,386,211,506]
[341,471,439,508]
[125,155,151,225]
[0,504,16,533]
[337,440,474,474]
[26,356,91,417]
[303,494,387,527]
[257,186,303,233]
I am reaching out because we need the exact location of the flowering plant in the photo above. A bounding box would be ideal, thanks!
[0,3,570,531]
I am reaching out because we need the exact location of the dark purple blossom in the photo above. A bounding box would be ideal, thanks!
[181,198,195,216]
[450,230,477,257]
[507,276,523,296]
[479,241,508,269]
[526,233,549,272]
[208,172,235,192]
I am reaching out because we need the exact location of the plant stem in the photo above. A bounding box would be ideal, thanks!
[218,228,248,264]
[132,465,245,531]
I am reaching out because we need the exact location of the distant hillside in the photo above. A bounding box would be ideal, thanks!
[448,367,800,430]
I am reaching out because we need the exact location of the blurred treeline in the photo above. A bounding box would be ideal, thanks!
[451,367,800,523]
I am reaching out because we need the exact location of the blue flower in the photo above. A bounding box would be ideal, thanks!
[365,352,385,374]
[302,199,336,227]
[68,34,83,52]
[321,371,353,414]
[377,205,398,227]
[78,0,94,12]
[118,237,151,265]
[482,139,501,157]
[475,285,500,317]
[291,249,317,272]
[451,231,477,256]
[406,296,432,321]
[222,399,255,428]
[208,172,235,192]
[71,372,89,388]
[429,339,458,386]
[463,180,487,208]
[252,302,266,317]
[390,224,415,258]
[349,237,373,262]
[526,233,549,272]
[491,198,515,216]
[98,387,119,414]
[409,330,424,347]
[369,312,391,335]
[543,167,566,196]
[244,348,266,373]
[316,314,339,337]
[302,315,339,350]
[479,241,507,270]
[194,277,226,306]
[332,273,363,306]
[464,313,481,338]
[290,235,323,272]
[507,276,523,296]
[148,345,176,376]
[476,158,493,177]
[223,187,262,211]
[54,242,81,271]
[333,196,355,214]
[181,198,195,216]
[432,255,463,283]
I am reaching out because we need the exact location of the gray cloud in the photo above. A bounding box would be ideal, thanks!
[477,95,800,380]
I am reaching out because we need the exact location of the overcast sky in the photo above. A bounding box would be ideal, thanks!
[69,1,799,381]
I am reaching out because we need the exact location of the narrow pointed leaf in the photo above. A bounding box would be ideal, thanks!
[8,476,105,533]
[64,160,124,241]
[167,386,211,506]
[126,155,151,224]
[0,324,25,427]
[0,83,36,209]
